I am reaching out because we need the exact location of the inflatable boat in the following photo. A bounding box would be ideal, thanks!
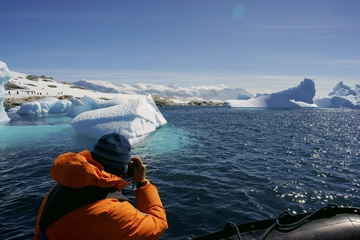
[190,204,360,240]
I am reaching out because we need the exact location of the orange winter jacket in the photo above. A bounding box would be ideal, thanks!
[34,150,168,240]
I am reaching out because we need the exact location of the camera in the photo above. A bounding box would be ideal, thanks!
[125,160,137,178]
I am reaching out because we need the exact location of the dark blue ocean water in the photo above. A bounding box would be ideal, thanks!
[0,107,359,240]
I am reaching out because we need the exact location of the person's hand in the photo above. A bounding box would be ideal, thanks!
[129,156,146,183]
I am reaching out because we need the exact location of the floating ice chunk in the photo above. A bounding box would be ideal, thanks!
[71,95,167,144]
[17,97,71,114]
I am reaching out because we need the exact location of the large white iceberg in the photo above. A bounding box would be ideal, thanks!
[314,81,360,109]
[15,93,167,144]
[0,61,11,124]
[16,94,167,144]
[226,78,318,108]
[70,95,167,144]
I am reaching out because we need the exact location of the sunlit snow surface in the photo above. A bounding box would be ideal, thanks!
[72,79,254,101]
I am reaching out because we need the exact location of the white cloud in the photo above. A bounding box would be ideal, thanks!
[250,23,345,30]
[0,11,120,20]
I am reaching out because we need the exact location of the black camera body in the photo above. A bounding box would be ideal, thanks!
[125,160,137,178]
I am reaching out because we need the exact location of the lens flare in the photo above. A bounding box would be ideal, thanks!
[232,3,246,20]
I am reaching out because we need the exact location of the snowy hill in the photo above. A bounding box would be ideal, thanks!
[72,79,254,101]
[5,69,253,104]
[6,71,142,100]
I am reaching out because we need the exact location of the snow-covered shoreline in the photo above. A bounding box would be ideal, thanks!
[3,70,228,110]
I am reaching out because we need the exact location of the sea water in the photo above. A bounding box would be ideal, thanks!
[0,107,359,239]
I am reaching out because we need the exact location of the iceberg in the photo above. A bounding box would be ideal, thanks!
[314,81,360,109]
[226,78,318,108]
[17,97,71,114]
[0,61,11,124]
[71,95,167,144]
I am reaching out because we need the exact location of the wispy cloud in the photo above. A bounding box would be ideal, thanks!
[36,50,97,58]
[311,59,360,67]
[0,11,120,20]
[249,23,345,30]
[335,59,360,65]
[238,54,360,68]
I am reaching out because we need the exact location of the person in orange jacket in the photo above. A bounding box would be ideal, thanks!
[34,133,168,240]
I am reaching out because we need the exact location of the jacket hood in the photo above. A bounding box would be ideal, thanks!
[50,150,130,191]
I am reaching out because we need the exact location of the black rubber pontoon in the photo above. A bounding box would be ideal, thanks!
[190,204,360,240]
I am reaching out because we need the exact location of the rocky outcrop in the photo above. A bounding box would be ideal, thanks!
[4,95,226,111]
[186,100,226,107]
[152,96,226,107]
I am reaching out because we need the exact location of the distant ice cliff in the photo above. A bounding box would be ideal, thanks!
[226,78,318,108]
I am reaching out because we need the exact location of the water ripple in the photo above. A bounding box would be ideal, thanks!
[1,107,359,239]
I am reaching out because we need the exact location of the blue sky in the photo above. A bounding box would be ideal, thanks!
[1,0,359,96]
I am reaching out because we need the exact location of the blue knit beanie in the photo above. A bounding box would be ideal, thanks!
[91,133,131,169]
